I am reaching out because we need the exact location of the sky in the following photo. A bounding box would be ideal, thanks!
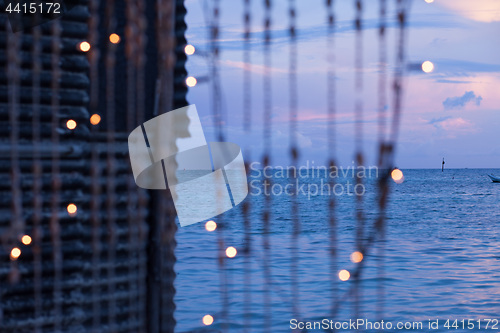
[183,0,500,169]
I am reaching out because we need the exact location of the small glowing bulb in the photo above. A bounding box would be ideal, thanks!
[202,314,214,326]
[67,203,77,215]
[226,246,237,258]
[66,119,77,130]
[10,247,21,260]
[350,251,363,263]
[422,60,434,73]
[186,76,197,87]
[339,269,350,281]
[184,44,195,55]
[79,41,91,52]
[90,114,101,125]
[109,33,121,44]
[424,0,434,3]
[22,235,32,245]
[391,168,404,184]
[205,220,217,232]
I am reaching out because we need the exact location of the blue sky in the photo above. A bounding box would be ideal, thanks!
[183,0,500,169]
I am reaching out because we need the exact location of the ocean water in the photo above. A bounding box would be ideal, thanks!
[174,169,500,332]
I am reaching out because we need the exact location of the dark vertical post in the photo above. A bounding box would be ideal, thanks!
[143,0,161,332]
[147,192,163,333]
[159,1,188,332]
[144,0,161,329]
[145,0,188,332]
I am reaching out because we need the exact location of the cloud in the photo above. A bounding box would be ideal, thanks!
[273,130,313,148]
[223,59,287,75]
[429,38,447,48]
[428,116,473,129]
[436,0,500,22]
[296,132,312,148]
[432,59,500,77]
[435,79,473,84]
[442,91,483,110]
[428,116,452,125]
[188,16,461,52]
[439,117,474,131]
[427,116,476,137]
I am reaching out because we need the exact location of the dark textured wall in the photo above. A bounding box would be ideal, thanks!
[0,1,91,332]
[0,0,188,332]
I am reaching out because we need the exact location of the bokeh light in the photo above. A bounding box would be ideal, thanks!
[22,235,32,245]
[109,33,121,44]
[186,76,197,87]
[202,314,214,326]
[424,0,434,3]
[90,114,101,125]
[205,220,217,232]
[66,119,77,130]
[339,269,350,281]
[421,60,434,73]
[184,44,195,55]
[391,168,404,184]
[10,247,21,260]
[226,246,237,258]
[79,41,91,52]
[67,203,77,215]
[350,251,363,263]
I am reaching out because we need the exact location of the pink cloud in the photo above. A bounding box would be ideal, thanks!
[440,117,473,130]
[223,59,287,75]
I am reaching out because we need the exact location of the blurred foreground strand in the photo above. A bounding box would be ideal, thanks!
[0,0,410,332]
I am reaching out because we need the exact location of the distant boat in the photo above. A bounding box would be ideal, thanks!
[487,174,500,183]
